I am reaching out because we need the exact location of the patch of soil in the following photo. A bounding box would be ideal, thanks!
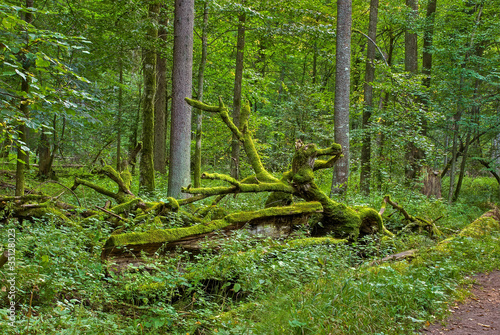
[420,270,500,334]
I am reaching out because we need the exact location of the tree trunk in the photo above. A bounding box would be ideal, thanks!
[404,0,421,182]
[168,0,194,198]
[230,10,246,180]
[194,1,209,188]
[453,130,471,202]
[128,82,142,175]
[116,59,123,172]
[38,131,53,178]
[359,0,379,195]
[493,134,500,177]
[154,14,168,174]
[15,0,34,196]
[422,0,437,91]
[139,3,159,194]
[330,0,352,196]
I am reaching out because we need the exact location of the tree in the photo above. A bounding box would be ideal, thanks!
[139,3,159,194]
[193,0,209,188]
[230,4,246,180]
[359,0,379,195]
[154,12,168,174]
[404,0,423,182]
[14,0,34,196]
[168,0,194,198]
[330,0,352,196]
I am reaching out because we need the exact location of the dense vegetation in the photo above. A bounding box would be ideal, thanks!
[1,0,500,334]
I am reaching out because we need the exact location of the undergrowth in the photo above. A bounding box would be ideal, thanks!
[0,174,499,334]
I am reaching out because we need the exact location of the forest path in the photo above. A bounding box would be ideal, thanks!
[420,270,500,334]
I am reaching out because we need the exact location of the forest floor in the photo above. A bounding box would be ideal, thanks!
[420,270,500,334]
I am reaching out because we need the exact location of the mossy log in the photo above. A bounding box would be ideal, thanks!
[0,194,80,225]
[102,202,323,270]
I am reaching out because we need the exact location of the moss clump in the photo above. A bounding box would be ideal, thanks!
[287,237,347,247]
[459,216,500,238]
[104,219,229,248]
[225,202,322,224]
[104,202,323,250]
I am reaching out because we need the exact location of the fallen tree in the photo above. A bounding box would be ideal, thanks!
[100,98,393,268]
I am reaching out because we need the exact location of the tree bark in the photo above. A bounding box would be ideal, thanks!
[154,14,168,174]
[422,0,437,91]
[139,3,159,194]
[330,0,352,196]
[194,1,209,188]
[116,59,123,172]
[38,131,53,178]
[168,0,194,198]
[230,9,246,180]
[404,0,421,182]
[360,0,379,195]
[15,0,34,196]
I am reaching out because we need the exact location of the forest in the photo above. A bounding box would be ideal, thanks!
[1,0,500,334]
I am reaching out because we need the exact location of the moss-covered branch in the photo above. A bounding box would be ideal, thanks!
[382,195,442,237]
[71,165,135,204]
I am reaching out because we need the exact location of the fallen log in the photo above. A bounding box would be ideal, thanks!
[102,202,323,271]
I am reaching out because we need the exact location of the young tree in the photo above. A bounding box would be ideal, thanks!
[404,0,422,182]
[15,0,34,196]
[194,0,209,188]
[168,0,194,198]
[359,0,379,195]
[139,3,160,194]
[230,6,246,180]
[154,14,169,174]
[330,0,352,196]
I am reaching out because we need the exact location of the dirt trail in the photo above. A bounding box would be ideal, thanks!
[420,270,500,334]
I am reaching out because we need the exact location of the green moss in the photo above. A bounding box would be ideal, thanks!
[459,216,500,238]
[104,202,323,250]
[225,202,322,224]
[104,219,230,248]
[111,198,141,214]
[287,237,347,247]
[166,197,179,211]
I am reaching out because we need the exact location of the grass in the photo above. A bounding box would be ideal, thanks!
[0,170,499,334]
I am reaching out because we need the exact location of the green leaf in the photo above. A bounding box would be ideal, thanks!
[41,255,50,265]
[2,16,15,29]
[36,56,50,68]
[233,283,241,293]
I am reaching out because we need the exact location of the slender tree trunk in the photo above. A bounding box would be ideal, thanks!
[116,59,123,172]
[404,0,421,182]
[168,0,194,198]
[330,0,352,196]
[359,0,379,195]
[15,0,34,196]
[194,1,209,188]
[139,3,159,194]
[312,41,318,84]
[493,134,500,176]
[404,0,418,74]
[230,10,246,180]
[422,0,437,91]
[154,15,168,174]
[453,131,471,202]
[38,131,51,177]
[128,82,142,174]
